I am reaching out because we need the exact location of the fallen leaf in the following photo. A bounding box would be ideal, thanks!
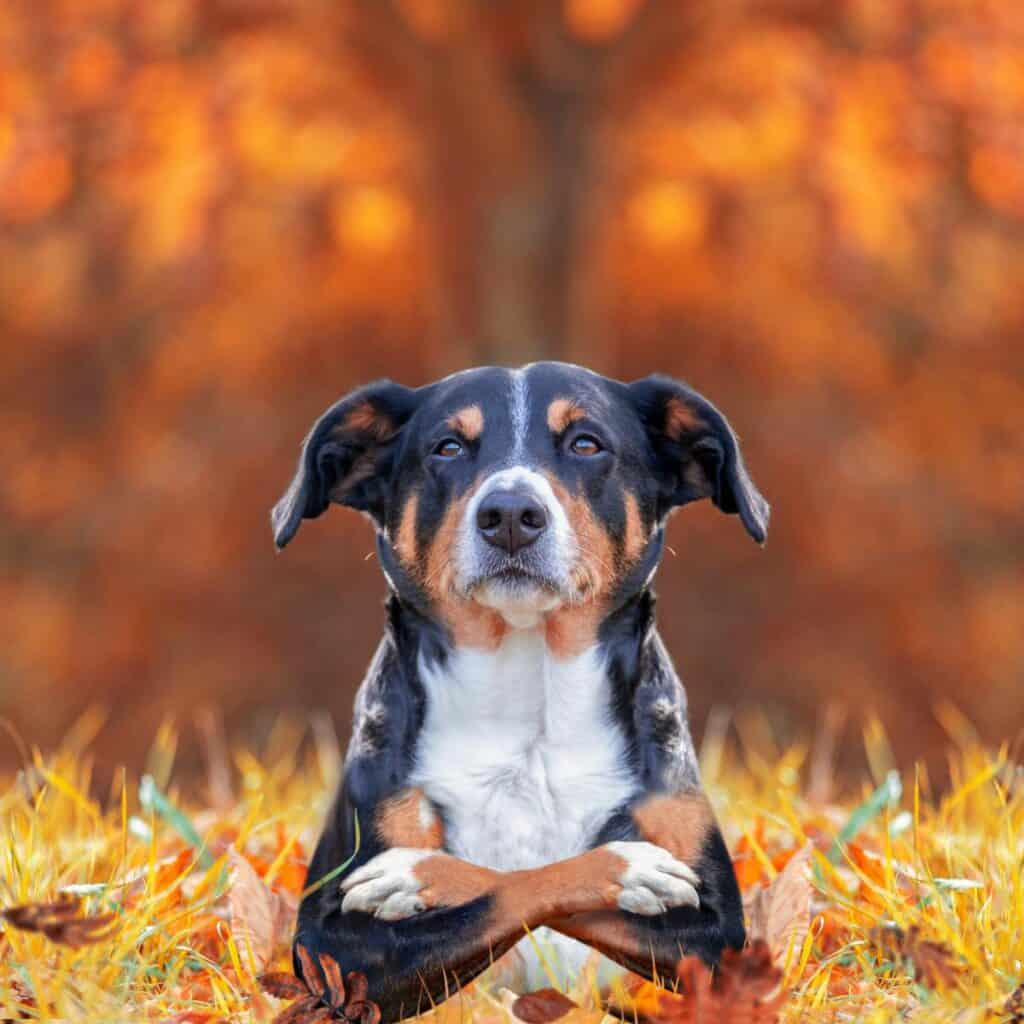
[261,972,311,1000]
[511,988,579,1022]
[609,942,786,1023]
[869,925,960,989]
[227,847,297,973]
[742,842,813,967]
[263,945,382,1024]
[1,895,116,948]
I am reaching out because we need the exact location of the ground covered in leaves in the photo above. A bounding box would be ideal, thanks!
[1,711,1022,1023]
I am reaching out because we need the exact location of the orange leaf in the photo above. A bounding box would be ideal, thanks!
[742,843,814,967]
[227,848,293,973]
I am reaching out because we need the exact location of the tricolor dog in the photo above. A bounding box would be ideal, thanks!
[272,363,769,1019]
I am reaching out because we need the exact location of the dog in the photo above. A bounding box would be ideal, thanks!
[271,363,768,1019]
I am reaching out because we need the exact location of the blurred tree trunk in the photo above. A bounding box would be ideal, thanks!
[350,0,693,368]
[349,1,593,366]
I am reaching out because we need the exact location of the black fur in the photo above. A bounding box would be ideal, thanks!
[275,364,767,1019]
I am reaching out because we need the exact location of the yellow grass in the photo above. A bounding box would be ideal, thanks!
[0,711,1021,1023]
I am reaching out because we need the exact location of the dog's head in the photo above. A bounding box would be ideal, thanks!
[272,363,768,656]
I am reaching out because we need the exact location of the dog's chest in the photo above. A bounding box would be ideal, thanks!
[411,632,637,871]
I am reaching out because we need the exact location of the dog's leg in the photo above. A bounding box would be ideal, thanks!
[297,794,699,1022]
[546,790,746,977]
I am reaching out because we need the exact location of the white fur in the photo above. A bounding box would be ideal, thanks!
[341,847,432,921]
[509,367,529,463]
[606,840,700,915]
[410,627,638,986]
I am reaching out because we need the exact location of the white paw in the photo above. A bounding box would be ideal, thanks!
[605,841,700,916]
[340,847,433,920]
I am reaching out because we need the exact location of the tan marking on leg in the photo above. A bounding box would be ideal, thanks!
[446,405,484,441]
[548,911,659,974]
[664,397,704,440]
[547,397,587,435]
[413,846,631,924]
[375,788,444,849]
[633,791,714,867]
[393,492,419,568]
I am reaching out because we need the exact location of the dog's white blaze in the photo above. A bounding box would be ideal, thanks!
[411,627,636,986]
[509,367,529,462]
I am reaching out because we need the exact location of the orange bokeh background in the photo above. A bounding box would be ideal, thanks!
[1,0,1022,781]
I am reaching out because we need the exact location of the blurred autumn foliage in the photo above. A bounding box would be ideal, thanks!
[1,0,1022,778]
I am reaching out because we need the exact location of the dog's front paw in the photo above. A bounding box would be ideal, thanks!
[604,841,700,915]
[340,848,434,921]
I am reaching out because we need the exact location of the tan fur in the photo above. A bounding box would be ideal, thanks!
[542,473,620,659]
[664,397,704,440]
[546,397,586,434]
[622,492,646,565]
[376,788,444,849]
[340,400,396,441]
[546,793,717,973]
[413,845,630,925]
[423,482,507,651]
[633,791,714,867]
[326,401,398,500]
[548,911,660,973]
[544,604,604,662]
[446,405,484,441]
[394,492,419,567]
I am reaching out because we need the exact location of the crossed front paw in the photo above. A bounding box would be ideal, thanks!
[604,840,701,915]
[340,848,434,921]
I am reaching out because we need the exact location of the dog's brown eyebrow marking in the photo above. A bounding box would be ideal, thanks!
[664,397,704,440]
[547,397,587,434]
[338,400,395,441]
[446,405,484,440]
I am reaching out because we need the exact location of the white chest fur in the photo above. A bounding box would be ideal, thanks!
[411,630,637,872]
[409,630,640,988]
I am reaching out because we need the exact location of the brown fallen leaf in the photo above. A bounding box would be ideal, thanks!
[260,972,311,1000]
[511,987,579,1022]
[227,847,298,973]
[609,941,786,1024]
[869,925,960,989]
[259,945,382,1024]
[1,894,116,948]
[742,843,814,968]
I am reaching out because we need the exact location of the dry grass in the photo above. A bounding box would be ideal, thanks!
[0,708,1021,1023]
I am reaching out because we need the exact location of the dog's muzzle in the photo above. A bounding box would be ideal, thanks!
[454,467,576,612]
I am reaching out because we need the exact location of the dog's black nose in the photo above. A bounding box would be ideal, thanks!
[476,491,548,554]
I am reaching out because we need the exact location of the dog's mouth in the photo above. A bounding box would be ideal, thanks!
[466,564,561,595]
[460,560,566,619]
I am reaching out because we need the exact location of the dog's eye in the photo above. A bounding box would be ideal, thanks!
[570,435,602,456]
[434,438,464,458]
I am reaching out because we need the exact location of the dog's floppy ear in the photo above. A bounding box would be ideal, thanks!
[630,374,769,544]
[271,380,417,549]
